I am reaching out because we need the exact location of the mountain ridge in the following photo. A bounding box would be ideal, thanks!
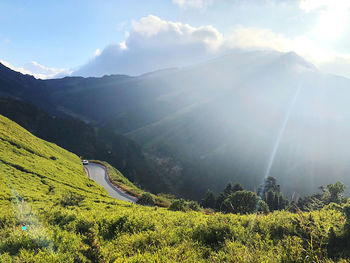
[1,50,350,199]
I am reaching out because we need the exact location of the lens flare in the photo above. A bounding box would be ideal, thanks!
[258,82,303,198]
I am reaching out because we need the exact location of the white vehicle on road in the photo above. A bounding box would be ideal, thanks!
[82,160,89,165]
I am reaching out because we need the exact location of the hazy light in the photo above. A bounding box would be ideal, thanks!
[313,7,348,40]
[300,0,350,40]
[260,82,303,196]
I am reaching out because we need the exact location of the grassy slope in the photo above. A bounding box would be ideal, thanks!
[0,115,348,262]
[0,115,108,203]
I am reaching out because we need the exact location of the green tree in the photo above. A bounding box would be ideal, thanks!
[264,190,289,211]
[223,190,258,214]
[201,190,216,209]
[325,181,345,204]
[223,182,234,196]
[232,183,244,192]
[258,176,280,195]
[216,182,245,211]
[259,177,289,211]
[297,182,346,211]
[256,199,269,213]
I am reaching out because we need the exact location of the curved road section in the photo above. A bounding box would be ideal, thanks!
[85,163,136,203]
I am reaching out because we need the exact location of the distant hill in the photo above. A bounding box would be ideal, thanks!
[2,50,350,199]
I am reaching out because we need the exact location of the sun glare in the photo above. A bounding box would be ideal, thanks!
[300,0,350,40]
[312,5,348,40]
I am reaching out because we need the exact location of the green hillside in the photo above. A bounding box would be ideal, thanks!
[0,97,167,194]
[0,115,350,262]
[0,114,108,203]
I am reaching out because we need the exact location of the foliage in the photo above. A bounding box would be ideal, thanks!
[223,190,259,214]
[201,190,216,209]
[257,199,270,214]
[259,176,289,211]
[212,182,271,214]
[324,182,346,204]
[60,193,85,207]
[216,182,246,211]
[168,199,201,212]
[136,193,155,206]
[0,114,350,262]
[298,182,346,211]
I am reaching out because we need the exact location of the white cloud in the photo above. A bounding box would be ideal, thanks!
[74,14,350,79]
[0,60,71,79]
[226,25,350,78]
[74,15,223,77]
[172,0,214,9]
[129,15,222,49]
[225,26,336,63]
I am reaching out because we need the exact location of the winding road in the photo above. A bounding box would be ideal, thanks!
[84,163,136,203]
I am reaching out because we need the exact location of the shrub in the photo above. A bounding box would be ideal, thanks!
[136,193,155,206]
[60,193,85,207]
[257,199,269,214]
[343,204,350,220]
[76,219,96,235]
[169,199,186,211]
[168,199,201,212]
[223,190,258,214]
[193,218,234,248]
[188,201,201,211]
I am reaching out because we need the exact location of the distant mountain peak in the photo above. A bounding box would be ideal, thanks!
[278,51,317,70]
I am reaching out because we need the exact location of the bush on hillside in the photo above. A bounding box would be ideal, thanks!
[223,190,258,214]
[60,193,85,207]
[136,193,155,206]
[168,199,201,212]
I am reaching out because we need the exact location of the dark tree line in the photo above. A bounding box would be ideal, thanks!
[201,176,347,214]
[296,181,346,211]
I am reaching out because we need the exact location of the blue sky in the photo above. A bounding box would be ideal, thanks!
[1,0,350,78]
[0,0,175,68]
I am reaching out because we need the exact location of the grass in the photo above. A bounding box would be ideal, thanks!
[0,114,349,262]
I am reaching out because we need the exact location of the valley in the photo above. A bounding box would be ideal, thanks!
[1,50,350,199]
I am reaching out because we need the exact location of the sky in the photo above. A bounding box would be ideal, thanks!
[1,0,350,79]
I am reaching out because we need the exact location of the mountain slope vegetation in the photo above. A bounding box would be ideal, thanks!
[1,115,350,262]
[2,50,350,199]
[0,97,168,193]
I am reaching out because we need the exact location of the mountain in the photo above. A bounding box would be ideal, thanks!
[2,50,350,199]
[0,114,346,261]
